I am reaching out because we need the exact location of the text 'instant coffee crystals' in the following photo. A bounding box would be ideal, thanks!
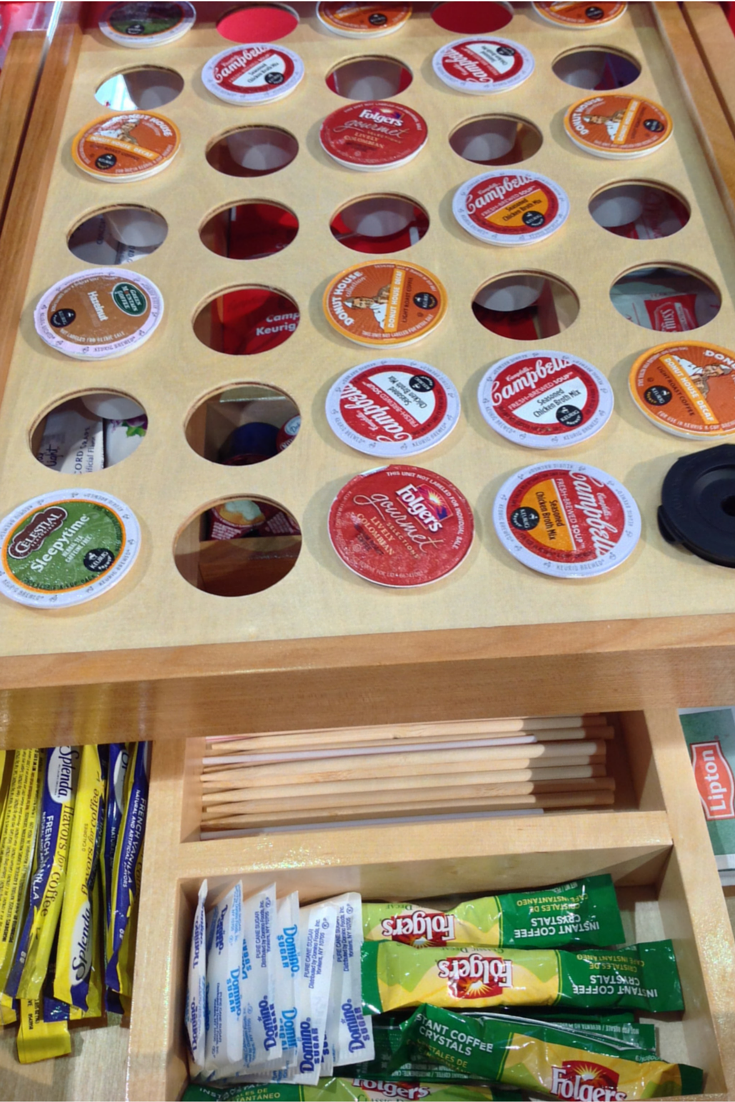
[202,44,304,105]
[453,170,570,246]
[320,100,427,171]
[564,94,673,158]
[629,341,735,439]
[433,38,534,95]
[324,262,447,347]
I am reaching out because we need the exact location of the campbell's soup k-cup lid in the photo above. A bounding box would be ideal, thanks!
[202,44,304,106]
[0,489,140,608]
[453,171,569,246]
[327,360,460,457]
[99,2,196,47]
[493,461,641,577]
[533,2,627,28]
[320,100,427,171]
[433,38,534,95]
[35,269,163,360]
[329,464,473,586]
[72,112,180,181]
[324,262,447,347]
[317,2,411,36]
[564,95,673,158]
[277,416,301,452]
[629,341,735,439]
[479,352,614,448]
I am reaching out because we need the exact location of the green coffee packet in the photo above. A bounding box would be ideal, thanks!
[363,875,624,950]
[390,1004,703,1099]
[361,939,684,1014]
[181,1078,520,1101]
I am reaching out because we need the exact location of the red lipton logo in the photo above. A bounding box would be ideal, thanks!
[551,1060,626,1101]
[436,952,511,999]
[691,741,735,820]
[380,910,455,946]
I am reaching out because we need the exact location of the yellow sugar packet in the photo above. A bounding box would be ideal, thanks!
[17,997,71,1063]
[0,991,17,1026]
[0,749,42,990]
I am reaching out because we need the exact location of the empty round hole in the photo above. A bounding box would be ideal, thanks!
[200,202,298,261]
[450,115,542,166]
[68,206,168,265]
[174,497,301,597]
[610,265,721,332]
[217,3,299,42]
[95,67,184,110]
[185,383,300,465]
[552,48,640,90]
[722,495,735,517]
[193,287,299,355]
[31,391,147,474]
[431,1,512,34]
[330,195,428,254]
[589,182,690,239]
[473,272,579,340]
[326,56,412,100]
[206,126,298,178]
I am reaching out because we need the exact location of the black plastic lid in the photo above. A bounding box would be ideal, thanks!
[659,443,735,567]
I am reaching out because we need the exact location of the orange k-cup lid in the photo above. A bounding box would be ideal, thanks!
[317,2,411,37]
[72,112,180,181]
[433,38,534,95]
[329,464,474,586]
[323,262,447,347]
[629,341,735,439]
[564,94,672,158]
[320,100,427,171]
[453,170,569,246]
[493,460,641,577]
[533,2,627,28]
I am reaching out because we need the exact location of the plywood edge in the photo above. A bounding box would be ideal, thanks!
[0,30,45,232]
[683,2,735,137]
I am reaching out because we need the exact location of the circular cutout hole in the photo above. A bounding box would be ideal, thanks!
[473,272,579,340]
[589,182,690,239]
[610,265,721,332]
[330,195,428,254]
[326,56,412,100]
[95,67,184,110]
[185,383,300,465]
[31,391,147,474]
[216,3,299,42]
[193,287,299,355]
[206,126,298,178]
[174,496,301,597]
[552,48,640,90]
[200,202,298,261]
[431,1,512,34]
[68,206,168,265]
[449,115,542,166]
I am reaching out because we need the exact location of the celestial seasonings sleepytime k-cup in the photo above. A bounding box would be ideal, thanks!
[316,2,412,37]
[323,262,447,347]
[71,112,180,181]
[319,100,427,171]
[533,1,627,28]
[432,38,535,95]
[564,94,673,158]
[629,341,735,439]
[452,170,570,247]
[98,1,196,47]
[202,44,304,106]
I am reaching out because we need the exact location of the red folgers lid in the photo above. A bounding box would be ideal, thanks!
[202,44,304,106]
[432,38,534,95]
[320,100,427,171]
[329,464,474,586]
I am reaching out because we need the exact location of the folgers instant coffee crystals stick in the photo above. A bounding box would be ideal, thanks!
[324,262,447,347]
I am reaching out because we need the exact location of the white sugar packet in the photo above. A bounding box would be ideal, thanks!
[327,892,374,1067]
[292,899,337,1085]
[241,883,282,1068]
[185,880,208,1072]
[204,882,243,1073]
[275,892,300,1064]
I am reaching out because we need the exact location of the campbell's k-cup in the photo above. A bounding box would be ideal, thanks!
[453,170,569,246]
[324,261,447,347]
[433,38,534,95]
[493,461,641,577]
[202,44,304,106]
[629,341,735,439]
[72,112,180,181]
[564,94,673,159]
[277,415,300,451]
[0,489,140,608]
[329,464,474,586]
[533,2,627,28]
[317,2,411,37]
[35,269,163,360]
[327,360,460,457]
[99,2,196,47]
[479,352,613,448]
[320,100,427,171]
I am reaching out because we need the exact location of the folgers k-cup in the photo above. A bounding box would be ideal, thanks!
[533,2,627,28]
[630,341,735,439]
[329,465,474,587]
[324,262,447,347]
[453,170,569,247]
[316,2,412,37]
[479,352,613,449]
[326,360,460,458]
[432,38,534,95]
[493,461,641,577]
[0,489,140,608]
[320,100,427,171]
[72,112,180,181]
[564,94,673,158]
[98,2,196,47]
[202,44,304,106]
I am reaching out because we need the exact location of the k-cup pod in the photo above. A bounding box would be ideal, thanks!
[479,351,613,448]
[340,197,413,237]
[453,170,569,246]
[590,188,643,228]
[433,38,535,95]
[493,460,641,577]
[72,111,180,181]
[225,128,296,172]
[219,421,279,465]
[629,341,735,439]
[658,444,735,566]
[0,489,140,608]
[533,2,627,27]
[99,1,196,47]
[277,415,300,451]
[103,207,168,248]
[316,2,411,37]
[564,94,673,158]
[80,393,145,420]
[452,116,518,162]
[320,100,427,171]
[326,359,460,458]
[477,277,542,313]
[328,464,474,587]
[202,44,304,106]
[35,269,164,361]
[323,261,447,347]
